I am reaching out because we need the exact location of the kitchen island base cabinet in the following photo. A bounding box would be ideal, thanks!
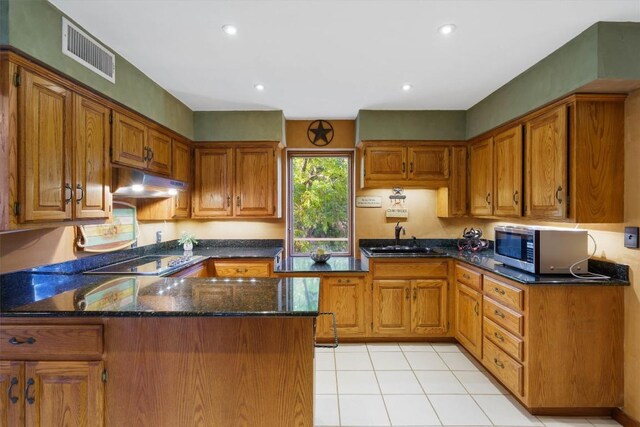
[103,317,314,427]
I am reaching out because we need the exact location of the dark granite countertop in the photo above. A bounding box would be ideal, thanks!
[276,257,367,273]
[359,239,629,286]
[1,276,319,317]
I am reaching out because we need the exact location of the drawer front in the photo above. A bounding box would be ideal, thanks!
[484,317,524,361]
[373,261,448,279]
[212,261,272,277]
[455,264,482,290]
[483,297,524,336]
[0,325,103,360]
[483,338,524,396]
[484,276,524,311]
[323,277,365,286]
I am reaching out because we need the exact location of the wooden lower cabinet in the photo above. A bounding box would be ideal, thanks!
[411,280,447,334]
[455,282,482,359]
[0,360,104,427]
[319,277,367,338]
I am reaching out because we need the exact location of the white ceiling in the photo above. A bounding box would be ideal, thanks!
[49,0,640,119]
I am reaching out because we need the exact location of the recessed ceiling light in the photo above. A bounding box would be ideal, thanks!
[131,184,144,192]
[438,24,456,35]
[222,24,237,35]
[402,84,413,91]
[254,83,265,91]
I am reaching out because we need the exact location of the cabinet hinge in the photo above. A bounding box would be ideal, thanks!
[109,112,113,124]
[13,73,21,87]
[102,369,108,383]
[13,202,20,216]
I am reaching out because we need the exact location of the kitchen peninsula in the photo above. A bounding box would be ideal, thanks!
[0,262,320,426]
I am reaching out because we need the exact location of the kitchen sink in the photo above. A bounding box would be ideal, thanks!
[364,246,444,255]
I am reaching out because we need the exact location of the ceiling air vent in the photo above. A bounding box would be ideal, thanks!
[62,17,115,83]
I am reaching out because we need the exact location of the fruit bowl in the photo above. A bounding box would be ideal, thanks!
[310,252,331,263]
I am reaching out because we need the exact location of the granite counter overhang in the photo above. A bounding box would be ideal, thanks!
[1,276,320,317]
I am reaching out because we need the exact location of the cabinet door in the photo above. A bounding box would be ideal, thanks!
[372,280,411,335]
[493,125,523,217]
[525,105,568,219]
[24,361,104,427]
[73,95,111,220]
[407,146,450,182]
[192,148,233,217]
[321,277,367,337]
[455,282,482,359]
[411,280,448,335]
[112,111,147,169]
[19,70,73,222]
[234,146,274,217]
[0,361,23,426]
[364,145,406,183]
[146,128,172,175]
[469,137,493,216]
[172,140,191,218]
[437,146,467,217]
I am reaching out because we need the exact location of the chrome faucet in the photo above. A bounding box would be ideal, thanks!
[394,221,406,247]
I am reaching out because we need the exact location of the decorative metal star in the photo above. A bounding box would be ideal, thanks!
[307,120,334,146]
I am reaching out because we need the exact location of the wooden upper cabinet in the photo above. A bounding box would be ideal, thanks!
[18,69,73,222]
[235,146,274,217]
[411,280,447,334]
[172,139,191,183]
[437,146,467,218]
[112,111,147,170]
[192,147,233,217]
[0,361,23,426]
[146,128,172,175]
[493,125,523,217]
[408,146,449,182]
[469,137,493,216]
[73,94,111,220]
[25,361,104,427]
[372,280,411,335]
[525,105,567,219]
[363,145,406,182]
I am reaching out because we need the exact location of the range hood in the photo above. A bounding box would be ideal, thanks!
[112,168,188,198]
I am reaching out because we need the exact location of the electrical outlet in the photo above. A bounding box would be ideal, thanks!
[624,227,639,249]
[156,230,163,244]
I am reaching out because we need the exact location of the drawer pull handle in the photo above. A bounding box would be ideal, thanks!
[337,279,351,284]
[493,358,505,369]
[8,377,18,404]
[494,332,505,342]
[236,268,248,273]
[24,378,35,405]
[8,337,36,345]
[462,273,470,280]
[405,287,410,300]
[413,288,417,301]
[474,302,479,316]
[493,287,506,295]
[494,310,505,319]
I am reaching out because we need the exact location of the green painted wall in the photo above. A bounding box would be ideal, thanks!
[597,22,640,79]
[357,110,466,141]
[194,111,284,141]
[0,1,8,46]
[6,0,193,139]
[465,23,599,139]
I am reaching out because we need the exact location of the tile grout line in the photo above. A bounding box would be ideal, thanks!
[367,343,393,426]
[333,349,343,427]
[402,345,446,427]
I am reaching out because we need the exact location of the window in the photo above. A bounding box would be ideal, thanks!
[288,152,353,256]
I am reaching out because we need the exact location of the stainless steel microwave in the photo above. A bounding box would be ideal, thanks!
[494,226,588,274]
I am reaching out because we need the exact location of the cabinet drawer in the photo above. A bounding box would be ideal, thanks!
[484,276,524,311]
[211,261,272,277]
[0,325,103,360]
[483,297,524,336]
[484,317,524,361]
[323,277,364,286]
[373,261,448,279]
[455,264,482,290]
[483,338,524,396]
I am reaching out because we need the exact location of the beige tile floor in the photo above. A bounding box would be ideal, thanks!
[314,342,622,427]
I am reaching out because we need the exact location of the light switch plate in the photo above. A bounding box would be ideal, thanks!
[624,226,639,249]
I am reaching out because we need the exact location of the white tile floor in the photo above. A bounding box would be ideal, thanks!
[314,342,622,427]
